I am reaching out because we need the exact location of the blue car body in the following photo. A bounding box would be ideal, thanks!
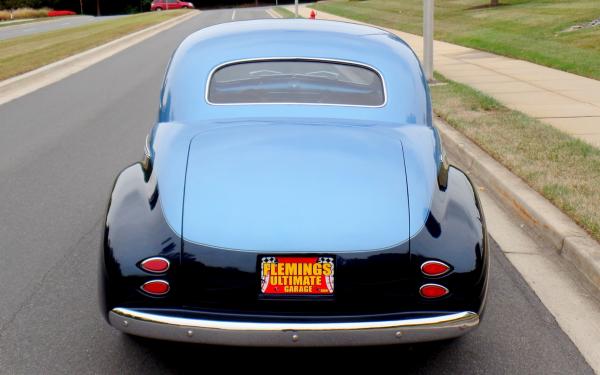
[101,19,488,346]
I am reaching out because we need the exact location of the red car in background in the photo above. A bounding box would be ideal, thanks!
[151,0,194,11]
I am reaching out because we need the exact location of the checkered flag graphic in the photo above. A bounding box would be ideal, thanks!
[317,257,335,293]
[317,257,334,264]
[260,257,277,293]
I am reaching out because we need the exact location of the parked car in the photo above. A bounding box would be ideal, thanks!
[100,19,489,347]
[150,0,193,11]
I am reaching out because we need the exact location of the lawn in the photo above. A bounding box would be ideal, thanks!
[430,73,600,242]
[312,0,600,80]
[0,10,188,81]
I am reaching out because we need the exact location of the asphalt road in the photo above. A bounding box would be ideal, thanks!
[0,8,594,374]
[0,15,123,41]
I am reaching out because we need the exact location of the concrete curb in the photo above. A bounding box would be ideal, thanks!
[436,118,600,294]
[0,10,198,106]
[0,15,92,31]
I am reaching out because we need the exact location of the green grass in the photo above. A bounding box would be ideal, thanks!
[273,6,297,18]
[312,0,600,80]
[0,10,188,81]
[430,72,600,242]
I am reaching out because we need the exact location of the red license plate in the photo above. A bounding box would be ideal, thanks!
[260,256,335,295]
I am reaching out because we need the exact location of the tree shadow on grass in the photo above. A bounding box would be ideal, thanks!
[466,3,511,11]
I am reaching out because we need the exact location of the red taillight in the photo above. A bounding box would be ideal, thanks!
[141,280,170,295]
[419,284,449,299]
[140,257,170,273]
[421,260,450,277]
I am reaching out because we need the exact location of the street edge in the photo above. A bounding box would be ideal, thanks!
[0,15,93,32]
[0,10,199,106]
[436,117,600,296]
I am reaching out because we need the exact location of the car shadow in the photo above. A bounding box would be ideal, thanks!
[124,334,458,372]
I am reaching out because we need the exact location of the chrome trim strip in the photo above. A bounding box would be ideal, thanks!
[204,57,388,108]
[109,308,479,346]
[144,134,151,159]
[112,308,473,331]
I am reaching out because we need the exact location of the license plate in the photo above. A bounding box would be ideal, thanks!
[260,256,335,295]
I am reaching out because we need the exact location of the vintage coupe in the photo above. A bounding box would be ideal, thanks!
[101,19,489,346]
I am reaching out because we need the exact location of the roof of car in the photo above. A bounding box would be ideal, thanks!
[196,17,392,41]
[175,18,414,72]
[159,19,430,125]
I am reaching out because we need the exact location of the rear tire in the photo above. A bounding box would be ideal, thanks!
[155,7,162,11]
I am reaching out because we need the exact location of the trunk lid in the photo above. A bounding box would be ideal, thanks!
[181,121,410,251]
[179,121,413,315]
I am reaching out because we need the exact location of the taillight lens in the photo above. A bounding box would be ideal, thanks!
[141,280,170,295]
[419,284,449,298]
[421,260,450,277]
[140,257,170,273]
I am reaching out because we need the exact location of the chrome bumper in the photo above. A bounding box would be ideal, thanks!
[109,308,479,346]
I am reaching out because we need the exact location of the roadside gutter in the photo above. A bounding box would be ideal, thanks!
[436,117,600,296]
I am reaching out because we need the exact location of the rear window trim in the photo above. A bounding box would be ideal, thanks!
[205,57,387,108]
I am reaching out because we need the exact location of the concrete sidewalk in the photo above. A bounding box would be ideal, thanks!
[288,5,600,147]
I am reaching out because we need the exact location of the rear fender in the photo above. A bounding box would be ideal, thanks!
[410,166,489,315]
[100,162,181,318]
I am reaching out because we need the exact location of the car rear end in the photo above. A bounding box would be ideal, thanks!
[102,20,487,346]
[102,119,487,346]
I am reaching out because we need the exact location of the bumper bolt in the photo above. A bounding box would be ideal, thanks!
[292,334,299,342]
[122,320,129,327]
[395,331,402,339]
[187,330,193,337]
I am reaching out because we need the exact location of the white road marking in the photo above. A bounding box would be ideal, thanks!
[266,8,282,19]
[231,10,236,21]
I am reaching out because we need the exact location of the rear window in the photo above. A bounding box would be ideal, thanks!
[207,60,385,106]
